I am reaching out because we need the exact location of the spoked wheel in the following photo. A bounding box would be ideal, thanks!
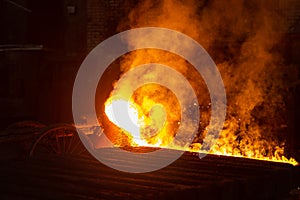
[29,123,88,157]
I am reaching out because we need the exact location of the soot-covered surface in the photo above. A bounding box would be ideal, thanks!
[0,144,299,200]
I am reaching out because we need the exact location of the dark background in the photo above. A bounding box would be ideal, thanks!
[0,0,137,126]
[0,0,299,158]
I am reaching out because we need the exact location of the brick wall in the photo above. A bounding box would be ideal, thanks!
[86,0,137,51]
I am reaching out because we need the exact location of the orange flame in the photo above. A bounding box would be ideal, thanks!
[101,0,298,166]
[104,95,298,166]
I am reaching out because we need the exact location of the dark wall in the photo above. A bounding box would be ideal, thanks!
[0,0,87,128]
[0,50,42,126]
[0,0,29,44]
[0,0,139,128]
[28,0,64,51]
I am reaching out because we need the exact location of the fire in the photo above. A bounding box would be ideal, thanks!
[101,49,298,165]
[104,83,181,148]
[105,98,164,147]
[99,0,299,166]
[104,94,298,166]
[105,99,145,146]
[104,98,170,147]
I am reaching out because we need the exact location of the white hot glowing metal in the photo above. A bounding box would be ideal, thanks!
[105,99,150,146]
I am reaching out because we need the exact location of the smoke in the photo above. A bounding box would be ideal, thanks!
[111,0,298,159]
